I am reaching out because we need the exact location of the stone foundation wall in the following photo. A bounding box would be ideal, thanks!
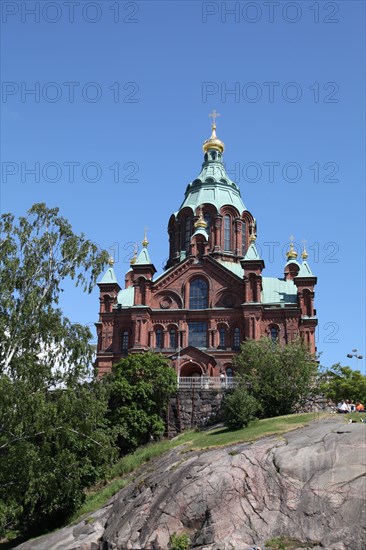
[294,394,334,413]
[167,389,225,437]
[166,391,334,437]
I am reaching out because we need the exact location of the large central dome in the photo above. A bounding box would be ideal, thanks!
[177,123,246,216]
[165,120,253,269]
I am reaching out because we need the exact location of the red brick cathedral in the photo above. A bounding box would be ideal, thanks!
[95,118,317,377]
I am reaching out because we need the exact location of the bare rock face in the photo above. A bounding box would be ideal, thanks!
[16,420,366,550]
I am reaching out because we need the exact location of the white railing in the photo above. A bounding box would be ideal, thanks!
[178,376,236,390]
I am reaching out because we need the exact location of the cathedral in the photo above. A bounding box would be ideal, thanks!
[95,116,317,379]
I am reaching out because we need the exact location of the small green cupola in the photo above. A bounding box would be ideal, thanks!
[130,232,156,280]
[97,257,121,313]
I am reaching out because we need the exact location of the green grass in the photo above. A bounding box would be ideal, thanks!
[70,478,129,521]
[341,411,366,423]
[265,536,319,549]
[70,412,327,524]
[175,412,326,450]
[109,439,174,478]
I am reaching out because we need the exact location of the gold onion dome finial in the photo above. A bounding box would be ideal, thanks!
[301,239,308,260]
[286,237,298,260]
[194,206,207,229]
[203,110,225,154]
[130,246,138,265]
[108,257,115,266]
[142,230,149,248]
[249,220,257,242]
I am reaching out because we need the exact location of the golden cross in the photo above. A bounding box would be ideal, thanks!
[209,109,221,126]
[301,238,307,247]
[289,235,295,243]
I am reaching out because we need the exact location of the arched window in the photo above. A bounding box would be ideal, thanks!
[155,329,163,349]
[189,278,208,309]
[270,326,278,342]
[226,367,233,378]
[122,330,129,351]
[233,327,240,350]
[104,295,111,313]
[303,289,312,317]
[224,215,231,251]
[204,213,211,235]
[169,328,177,349]
[219,327,226,349]
[241,221,246,256]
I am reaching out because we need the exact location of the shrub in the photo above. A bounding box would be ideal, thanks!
[223,384,258,429]
[170,532,190,550]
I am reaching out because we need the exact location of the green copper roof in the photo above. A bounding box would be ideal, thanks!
[243,242,261,261]
[191,227,209,240]
[218,260,297,305]
[117,287,134,306]
[99,266,118,284]
[178,154,246,215]
[261,277,298,304]
[135,246,153,265]
[297,261,313,277]
[218,260,245,278]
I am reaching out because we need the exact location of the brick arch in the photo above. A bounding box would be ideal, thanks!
[151,290,183,310]
[241,211,255,254]
[220,205,241,218]
[102,293,114,313]
[180,362,204,377]
[212,288,240,308]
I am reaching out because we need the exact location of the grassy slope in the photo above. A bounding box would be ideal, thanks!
[73,411,330,521]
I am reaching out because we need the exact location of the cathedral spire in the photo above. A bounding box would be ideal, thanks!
[203,110,225,154]
[142,229,149,248]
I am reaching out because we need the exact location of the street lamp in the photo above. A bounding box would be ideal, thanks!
[347,349,363,369]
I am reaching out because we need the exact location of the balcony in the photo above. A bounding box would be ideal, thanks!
[178,376,235,390]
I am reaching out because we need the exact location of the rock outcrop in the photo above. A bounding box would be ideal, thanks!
[16,419,366,550]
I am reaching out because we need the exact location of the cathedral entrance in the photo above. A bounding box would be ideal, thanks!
[180,362,203,377]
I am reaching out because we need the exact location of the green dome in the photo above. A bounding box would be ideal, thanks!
[178,149,246,216]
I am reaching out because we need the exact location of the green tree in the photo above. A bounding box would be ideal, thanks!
[0,203,108,374]
[222,383,258,429]
[319,364,366,404]
[0,204,116,537]
[106,352,177,454]
[234,336,318,418]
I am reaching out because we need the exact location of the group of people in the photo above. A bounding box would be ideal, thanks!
[337,399,365,413]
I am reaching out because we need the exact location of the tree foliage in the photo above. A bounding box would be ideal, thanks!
[0,204,115,537]
[222,383,258,429]
[0,369,115,535]
[106,353,177,454]
[234,336,318,418]
[319,364,366,404]
[0,203,108,374]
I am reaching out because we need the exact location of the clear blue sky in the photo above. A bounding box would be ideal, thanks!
[1,1,365,373]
